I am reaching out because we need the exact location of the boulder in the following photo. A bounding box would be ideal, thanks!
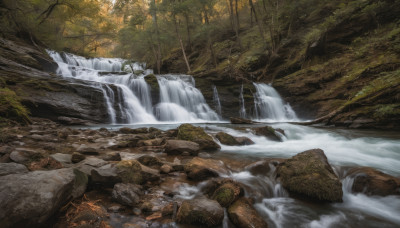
[245,159,285,176]
[0,162,28,176]
[235,136,255,145]
[137,155,163,167]
[230,117,254,124]
[216,132,240,146]
[9,148,42,163]
[228,197,269,228]
[211,180,244,207]
[91,164,121,186]
[102,152,121,161]
[119,127,148,134]
[346,167,400,196]
[71,152,85,163]
[112,183,143,206]
[0,168,87,228]
[116,160,160,184]
[253,126,282,141]
[184,157,229,181]
[277,149,343,202]
[77,145,99,155]
[50,153,72,164]
[164,140,200,155]
[137,138,164,147]
[160,164,173,174]
[177,124,220,151]
[83,157,108,167]
[176,197,224,227]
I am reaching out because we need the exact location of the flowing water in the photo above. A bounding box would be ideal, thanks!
[47,51,400,227]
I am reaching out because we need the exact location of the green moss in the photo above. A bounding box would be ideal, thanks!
[374,104,400,119]
[0,88,30,124]
[216,132,239,146]
[21,79,56,92]
[116,160,143,184]
[177,124,213,142]
[144,74,159,92]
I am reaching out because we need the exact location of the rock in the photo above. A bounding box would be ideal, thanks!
[177,124,220,151]
[91,164,121,185]
[228,197,269,228]
[0,168,87,227]
[185,157,228,181]
[71,152,85,163]
[119,127,148,134]
[67,200,108,228]
[116,160,160,184]
[230,117,254,124]
[245,159,284,176]
[164,140,200,155]
[83,157,108,167]
[235,136,255,145]
[215,132,241,146]
[160,164,173,174]
[50,153,72,164]
[28,157,63,171]
[9,148,42,163]
[77,145,99,155]
[103,152,121,161]
[0,163,28,176]
[253,126,282,141]
[346,167,400,196]
[211,180,244,207]
[176,197,224,227]
[57,116,89,125]
[137,155,163,167]
[112,183,143,206]
[277,149,343,202]
[137,138,164,147]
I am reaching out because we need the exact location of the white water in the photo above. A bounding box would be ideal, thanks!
[253,83,298,122]
[213,85,222,116]
[239,84,247,118]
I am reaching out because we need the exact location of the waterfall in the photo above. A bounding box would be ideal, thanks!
[239,85,247,118]
[213,85,222,116]
[155,75,220,122]
[253,83,297,122]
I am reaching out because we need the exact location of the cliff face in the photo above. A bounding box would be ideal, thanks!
[0,38,110,124]
[161,0,400,129]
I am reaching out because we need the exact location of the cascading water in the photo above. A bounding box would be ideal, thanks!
[212,85,222,116]
[253,83,297,122]
[239,84,247,118]
[154,74,220,122]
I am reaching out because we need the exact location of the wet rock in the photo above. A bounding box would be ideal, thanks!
[216,132,240,146]
[137,155,163,167]
[177,124,220,151]
[28,157,63,171]
[228,197,269,228]
[77,145,99,155]
[116,160,160,184]
[91,164,121,186]
[211,180,244,207]
[164,140,200,155]
[119,127,148,134]
[235,136,255,145]
[230,117,254,124]
[277,149,343,202]
[112,183,143,206]
[57,116,89,125]
[0,162,28,176]
[253,126,282,141]
[137,138,164,147]
[245,159,285,176]
[166,129,178,137]
[184,157,228,181]
[346,167,400,196]
[176,197,224,227]
[71,152,86,163]
[50,153,72,164]
[83,157,108,167]
[160,164,173,174]
[0,168,87,228]
[9,148,42,163]
[103,152,121,161]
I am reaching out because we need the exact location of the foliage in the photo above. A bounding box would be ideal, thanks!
[0,88,30,125]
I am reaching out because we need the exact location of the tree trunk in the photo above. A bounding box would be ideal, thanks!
[184,13,192,52]
[249,0,265,40]
[174,16,191,73]
[151,0,162,74]
[234,0,242,51]
[229,0,235,31]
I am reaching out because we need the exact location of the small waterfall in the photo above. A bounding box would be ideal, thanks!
[212,85,222,116]
[253,83,297,122]
[155,75,220,122]
[239,84,247,118]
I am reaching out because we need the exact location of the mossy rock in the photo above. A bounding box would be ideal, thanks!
[177,124,220,150]
[277,149,343,202]
[176,197,224,227]
[144,74,159,91]
[253,126,281,141]
[216,132,240,146]
[184,157,229,181]
[228,197,269,228]
[116,160,143,184]
[212,181,244,207]
[0,88,30,124]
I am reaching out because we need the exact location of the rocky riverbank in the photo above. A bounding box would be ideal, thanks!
[1,119,399,227]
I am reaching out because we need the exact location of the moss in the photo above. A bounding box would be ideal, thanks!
[374,104,400,119]
[21,79,56,92]
[216,132,239,146]
[212,184,236,207]
[116,160,143,184]
[177,124,213,142]
[0,88,30,124]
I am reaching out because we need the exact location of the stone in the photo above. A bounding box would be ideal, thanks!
[177,124,220,151]
[346,167,400,196]
[119,127,148,134]
[57,116,89,125]
[116,160,160,184]
[0,168,87,228]
[137,138,164,147]
[235,136,255,145]
[277,149,343,202]
[245,159,284,176]
[137,155,163,167]
[0,162,28,176]
[228,197,269,228]
[184,157,229,181]
[164,140,200,155]
[91,164,121,186]
[211,180,244,207]
[176,197,224,227]
[103,152,121,161]
[215,132,241,145]
[9,148,41,163]
[253,126,282,141]
[83,157,108,167]
[160,164,173,174]
[71,152,85,163]
[77,145,99,155]
[112,183,143,206]
[230,117,254,124]
[50,153,72,164]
